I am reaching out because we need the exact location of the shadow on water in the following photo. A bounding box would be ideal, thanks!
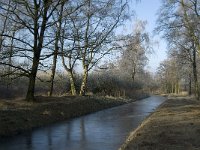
[0,96,166,150]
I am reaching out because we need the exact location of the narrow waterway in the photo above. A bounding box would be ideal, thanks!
[0,96,166,150]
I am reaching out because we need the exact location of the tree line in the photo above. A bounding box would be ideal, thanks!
[156,0,200,99]
[0,0,153,101]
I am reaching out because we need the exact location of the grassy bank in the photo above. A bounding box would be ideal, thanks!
[0,96,136,137]
[119,96,200,150]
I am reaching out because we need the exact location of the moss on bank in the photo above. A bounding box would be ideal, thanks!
[0,96,133,137]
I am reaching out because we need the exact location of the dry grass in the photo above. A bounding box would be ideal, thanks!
[119,97,200,150]
[0,96,130,137]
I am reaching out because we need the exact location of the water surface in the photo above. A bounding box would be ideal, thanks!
[0,96,166,150]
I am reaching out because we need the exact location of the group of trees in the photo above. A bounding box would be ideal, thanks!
[156,0,200,98]
[156,56,182,94]
[119,20,150,82]
[0,0,131,101]
[87,20,154,98]
[0,0,153,101]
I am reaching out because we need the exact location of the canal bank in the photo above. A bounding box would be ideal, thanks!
[0,94,150,137]
[119,96,200,150]
[0,96,132,137]
[0,96,165,150]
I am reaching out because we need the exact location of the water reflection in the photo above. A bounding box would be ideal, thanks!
[0,96,166,150]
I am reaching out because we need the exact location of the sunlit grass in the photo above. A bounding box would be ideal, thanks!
[120,97,200,150]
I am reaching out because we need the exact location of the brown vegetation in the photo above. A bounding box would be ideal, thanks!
[0,96,135,137]
[119,97,200,150]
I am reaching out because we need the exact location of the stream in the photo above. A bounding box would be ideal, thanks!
[0,96,166,150]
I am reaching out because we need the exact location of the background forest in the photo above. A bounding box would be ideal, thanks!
[156,0,200,100]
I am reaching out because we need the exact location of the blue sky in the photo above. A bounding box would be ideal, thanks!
[124,0,167,73]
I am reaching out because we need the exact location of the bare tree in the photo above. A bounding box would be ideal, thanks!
[119,20,150,82]
[48,0,84,96]
[156,0,200,99]
[0,0,64,101]
[156,57,181,94]
[49,1,65,96]
[68,0,129,96]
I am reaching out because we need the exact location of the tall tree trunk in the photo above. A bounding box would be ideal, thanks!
[26,56,39,101]
[175,81,179,94]
[49,1,64,96]
[80,67,88,96]
[181,0,200,99]
[25,1,49,101]
[189,73,192,96]
[7,31,15,89]
[171,83,174,93]
[69,70,77,96]
[192,47,200,100]
[49,48,58,96]
[132,64,136,82]
[61,55,77,96]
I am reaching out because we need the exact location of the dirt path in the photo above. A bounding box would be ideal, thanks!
[119,97,200,150]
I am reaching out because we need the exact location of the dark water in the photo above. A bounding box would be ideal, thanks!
[0,96,166,150]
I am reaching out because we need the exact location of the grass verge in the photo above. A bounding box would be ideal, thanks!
[119,96,200,150]
[0,96,135,137]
